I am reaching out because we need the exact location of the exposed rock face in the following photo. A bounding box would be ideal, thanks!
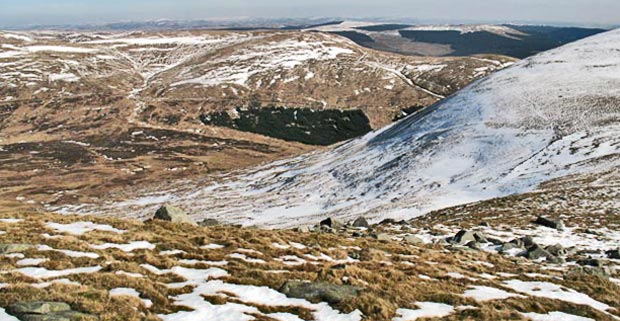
[280,281,360,304]
[154,205,196,226]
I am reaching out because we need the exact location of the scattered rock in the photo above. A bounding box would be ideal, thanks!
[198,218,220,227]
[154,205,197,226]
[605,249,620,259]
[7,301,98,321]
[378,218,398,225]
[404,235,424,245]
[319,217,344,229]
[0,244,34,254]
[520,236,536,248]
[466,241,481,250]
[577,258,602,267]
[545,244,566,257]
[351,217,370,229]
[566,266,610,278]
[280,281,360,304]
[534,216,565,230]
[472,232,488,243]
[525,244,561,263]
[453,230,476,244]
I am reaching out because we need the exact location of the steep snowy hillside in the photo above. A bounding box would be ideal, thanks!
[75,29,620,227]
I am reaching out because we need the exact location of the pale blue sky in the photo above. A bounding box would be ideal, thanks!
[1,0,618,28]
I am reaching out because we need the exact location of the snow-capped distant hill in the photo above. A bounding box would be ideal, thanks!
[83,29,620,227]
[309,21,607,58]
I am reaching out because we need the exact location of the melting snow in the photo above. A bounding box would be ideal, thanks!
[14,266,102,279]
[91,241,155,252]
[45,222,125,235]
[463,285,524,301]
[393,302,454,321]
[503,280,612,314]
[522,311,595,321]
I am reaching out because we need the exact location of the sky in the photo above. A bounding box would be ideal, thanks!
[1,0,619,28]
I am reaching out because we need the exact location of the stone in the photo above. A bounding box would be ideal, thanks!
[280,281,360,304]
[0,243,34,254]
[379,218,397,225]
[453,230,476,244]
[605,249,620,259]
[520,236,536,248]
[577,258,602,267]
[525,244,558,262]
[351,217,370,229]
[154,205,196,226]
[198,218,220,227]
[319,217,344,229]
[7,302,98,321]
[472,232,488,243]
[7,302,71,315]
[20,311,98,321]
[545,244,566,257]
[534,216,565,230]
[466,241,481,250]
[404,235,424,245]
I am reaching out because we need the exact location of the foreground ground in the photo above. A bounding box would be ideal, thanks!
[0,209,618,321]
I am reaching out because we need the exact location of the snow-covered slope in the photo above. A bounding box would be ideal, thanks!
[64,29,620,227]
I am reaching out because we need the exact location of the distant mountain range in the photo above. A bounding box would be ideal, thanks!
[309,21,608,58]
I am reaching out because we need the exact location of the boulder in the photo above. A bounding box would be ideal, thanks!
[472,232,488,243]
[466,241,481,250]
[351,217,370,229]
[319,217,344,229]
[519,236,536,248]
[198,218,220,227]
[534,216,565,230]
[280,281,360,304]
[606,249,620,259]
[525,244,563,263]
[0,244,34,254]
[453,230,476,244]
[577,258,602,267]
[545,244,566,257]
[7,302,71,315]
[404,235,424,245]
[6,302,98,321]
[154,205,196,226]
